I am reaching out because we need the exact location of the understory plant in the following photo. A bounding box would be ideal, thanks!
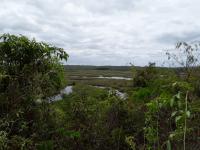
[144,81,192,150]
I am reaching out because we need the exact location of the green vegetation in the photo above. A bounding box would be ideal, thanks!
[0,34,68,149]
[65,65,132,92]
[0,34,200,149]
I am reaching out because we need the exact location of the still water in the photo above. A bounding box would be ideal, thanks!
[49,85,127,101]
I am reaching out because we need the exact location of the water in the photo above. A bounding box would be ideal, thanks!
[49,85,127,101]
[49,86,73,101]
[94,75,132,80]
[114,90,127,99]
[71,75,132,80]
[93,86,127,99]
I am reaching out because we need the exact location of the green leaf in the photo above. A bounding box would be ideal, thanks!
[186,111,191,118]
[169,133,175,139]
[166,140,172,150]
[178,101,181,108]
[175,116,182,123]
[56,128,80,138]
[171,111,177,117]
[170,98,174,107]
[176,92,181,99]
[37,140,54,150]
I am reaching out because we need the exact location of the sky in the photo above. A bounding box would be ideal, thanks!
[1,0,200,66]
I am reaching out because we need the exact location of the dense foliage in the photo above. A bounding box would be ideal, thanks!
[0,34,68,149]
[1,34,200,150]
[52,85,137,150]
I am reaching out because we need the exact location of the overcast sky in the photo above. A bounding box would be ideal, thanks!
[1,0,200,66]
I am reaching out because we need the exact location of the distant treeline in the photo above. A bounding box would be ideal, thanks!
[64,65,179,72]
[64,65,132,71]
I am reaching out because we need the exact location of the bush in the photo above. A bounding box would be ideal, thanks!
[132,88,151,103]
[132,63,157,88]
[0,34,68,148]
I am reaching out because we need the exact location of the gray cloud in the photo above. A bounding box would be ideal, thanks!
[157,31,200,45]
[1,0,200,66]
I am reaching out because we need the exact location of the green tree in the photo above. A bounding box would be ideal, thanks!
[0,34,68,149]
[132,62,157,88]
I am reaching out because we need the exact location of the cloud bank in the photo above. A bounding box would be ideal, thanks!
[1,0,200,66]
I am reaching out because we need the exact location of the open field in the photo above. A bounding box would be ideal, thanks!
[65,65,132,77]
[64,65,177,92]
[65,65,133,91]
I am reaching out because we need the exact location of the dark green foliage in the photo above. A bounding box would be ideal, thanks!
[1,35,200,150]
[129,59,200,149]
[52,85,136,150]
[132,87,151,103]
[0,34,68,149]
[132,62,157,88]
[37,140,54,150]
[194,80,200,97]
